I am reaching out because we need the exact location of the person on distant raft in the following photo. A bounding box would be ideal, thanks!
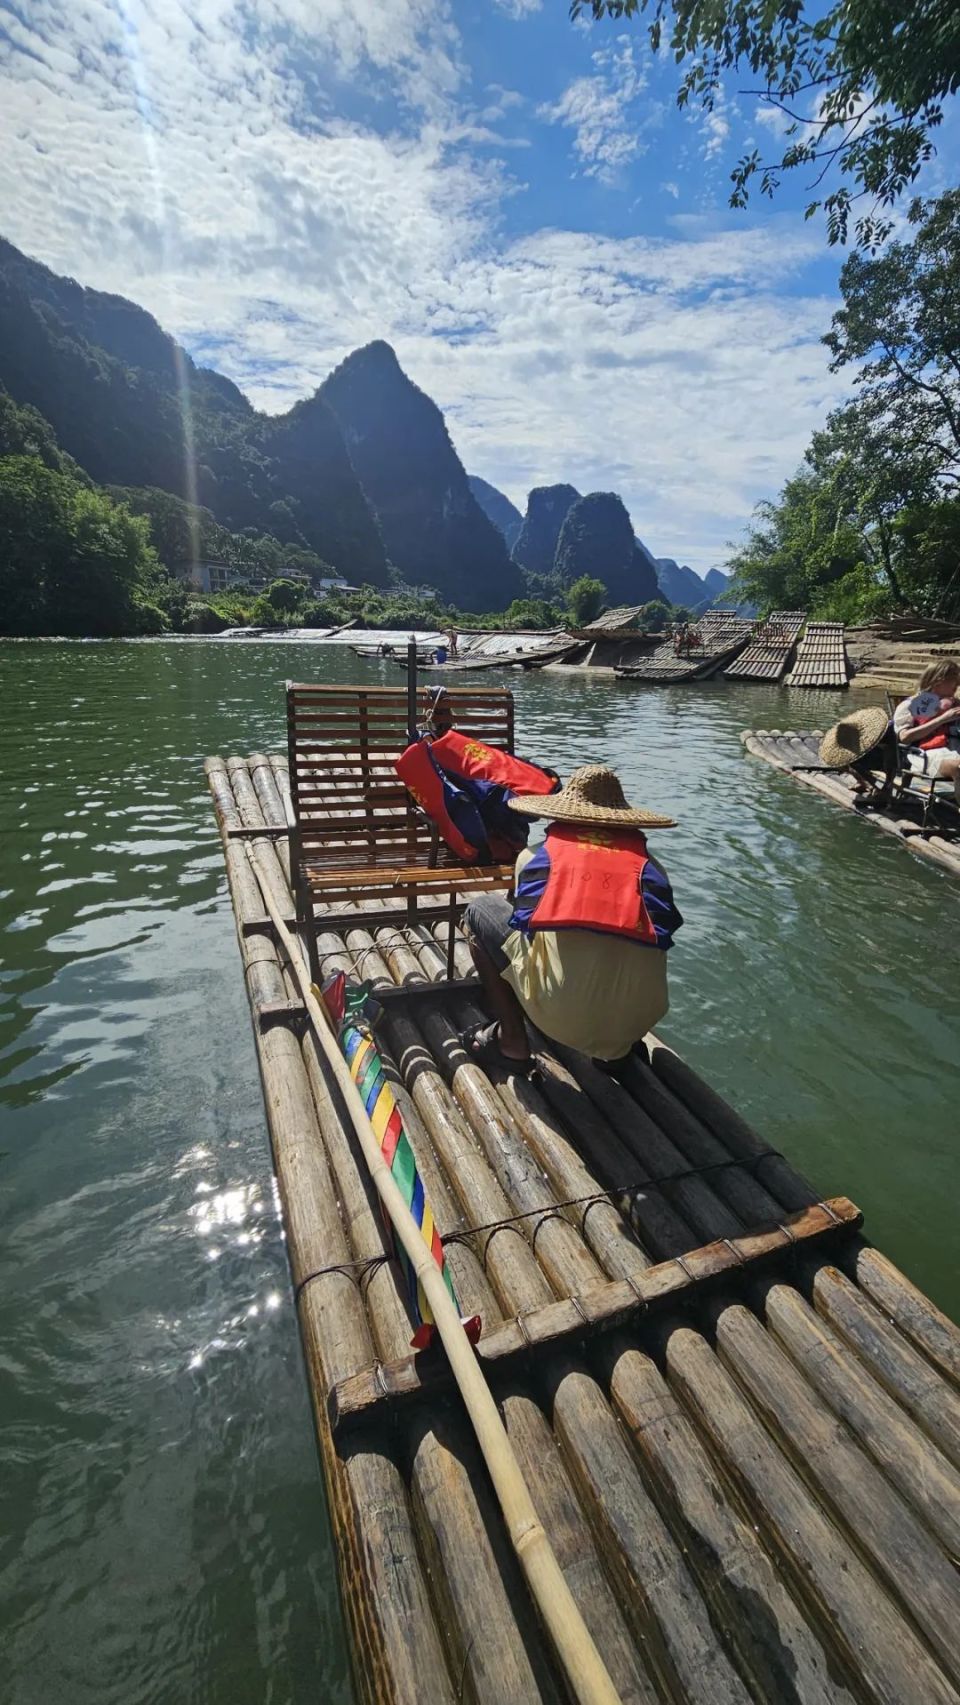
[892,658,960,804]
[461,765,682,1078]
[447,628,459,658]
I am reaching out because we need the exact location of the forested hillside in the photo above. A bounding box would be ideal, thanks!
[0,238,387,583]
[0,236,719,633]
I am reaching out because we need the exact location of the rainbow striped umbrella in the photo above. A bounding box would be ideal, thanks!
[320,972,460,1348]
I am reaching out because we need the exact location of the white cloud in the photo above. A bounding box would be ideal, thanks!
[492,0,542,16]
[700,89,731,161]
[538,35,649,183]
[0,0,848,572]
[661,180,680,198]
[755,103,793,138]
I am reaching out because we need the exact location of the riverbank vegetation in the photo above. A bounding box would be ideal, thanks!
[727,191,960,624]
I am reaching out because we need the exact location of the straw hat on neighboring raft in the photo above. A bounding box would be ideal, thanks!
[508,764,677,828]
[818,707,891,770]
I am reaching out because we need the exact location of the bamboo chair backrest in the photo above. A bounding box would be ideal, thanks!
[286,683,515,880]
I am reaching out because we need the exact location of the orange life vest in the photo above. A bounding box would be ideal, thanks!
[394,739,483,861]
[527,824,659,943]
[916,715,950,751]
[395,731,559,864]
[427,730,559,798]
[906,691,956,751]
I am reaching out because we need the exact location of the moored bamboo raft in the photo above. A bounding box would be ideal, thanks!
[614,613,754,683]
[724,610,806,681]
[207,743,960,1704]
[741,727,960,879]
[785,621,849,688]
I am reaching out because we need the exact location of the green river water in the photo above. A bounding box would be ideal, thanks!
[1,637,958,1705]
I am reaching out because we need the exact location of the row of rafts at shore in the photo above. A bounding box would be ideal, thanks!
[353,611,855,687]
[206,690,960,1705]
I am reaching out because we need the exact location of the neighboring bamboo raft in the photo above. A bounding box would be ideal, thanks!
[207,748,960,1705]
[785,621,849,689]
[724,610,806,681]
[614,613,754,683]
[741,728,960,879]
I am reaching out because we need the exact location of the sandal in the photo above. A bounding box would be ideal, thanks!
[460,1021,538,1079]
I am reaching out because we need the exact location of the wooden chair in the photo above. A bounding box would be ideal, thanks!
[286,683,517,982]
[884,691,956,831]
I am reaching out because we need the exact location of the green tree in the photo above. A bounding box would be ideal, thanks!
[0,385,67,470]
[0,456,163,636]
[825,190,960,475]
[726,463,872,614]
[637,599,672,632]
[504,596,563,629]
[250,577,308,625]
[573,0,960,246]
[566,575,606,625]
[891,498,960,619]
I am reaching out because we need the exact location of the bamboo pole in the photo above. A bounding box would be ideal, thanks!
[848,1243,960,1387]
[663,1314,960,1705]
[245,842,623,1705]
[715,1291,960,1688]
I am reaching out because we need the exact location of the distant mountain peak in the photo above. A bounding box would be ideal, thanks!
[320,342,521,610]
[513,483,581,577]
[555,491,659,604]
[468,475,523,551]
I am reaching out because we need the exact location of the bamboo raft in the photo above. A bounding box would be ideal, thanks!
[407,642,580,674]
[724,611,807,681]
[207,727,960,1705]
[614,613,754,683]
[785,622,849,689]
[742,728,960,879]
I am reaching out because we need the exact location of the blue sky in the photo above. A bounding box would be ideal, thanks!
[1,0,957,573]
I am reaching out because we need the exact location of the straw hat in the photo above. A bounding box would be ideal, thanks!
[818,707,890,770]
[508,764,676,828]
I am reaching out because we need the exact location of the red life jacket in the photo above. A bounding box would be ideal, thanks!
[394,740,482,862]
[529,824,658,944]
[915,714,950,751]
[427,730,558,797]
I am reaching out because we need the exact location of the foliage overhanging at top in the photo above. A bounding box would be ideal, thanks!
[570,0,960,247]
[726,190,960,621]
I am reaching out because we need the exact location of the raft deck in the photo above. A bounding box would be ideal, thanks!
[207,745,960,1705]
[742,727,960,879]
[785,621,849,689]
[724,610,806,682]
[615,613,754,683]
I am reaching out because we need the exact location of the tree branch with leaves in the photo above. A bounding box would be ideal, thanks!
[570,0,960,247]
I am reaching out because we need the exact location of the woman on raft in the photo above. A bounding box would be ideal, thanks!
[461,765,682,1079]
[892,658,960,805]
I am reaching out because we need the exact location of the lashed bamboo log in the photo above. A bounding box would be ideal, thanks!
[329,1199,861,1429]
[760,1278,960,1557]
[806,1260,960,1469]
[715,1292,960,1687]
[246,842,622,1705]
[544,1356,754,1704]
[204,757,457,1704]
[848,1242,960,1386]
[536,1040,740,1252]
[663,1317,960,1705]
[601,1334,859,1705]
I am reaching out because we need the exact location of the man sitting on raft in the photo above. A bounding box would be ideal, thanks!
[892,658,960,804]
[461,765,682,1076]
